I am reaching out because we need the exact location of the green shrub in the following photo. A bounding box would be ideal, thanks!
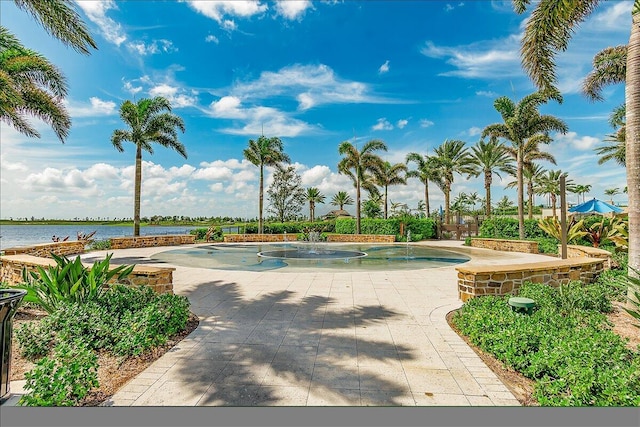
[244,220,335,234]
[334,218,435,239]
[189,227,209,240]
[16,253,135,314]
[19,340,99,407]
[88,239,111,251]
[536,237,559,254]
[452,282,640,406]
[16,320,55,360]
[479,218,546,239]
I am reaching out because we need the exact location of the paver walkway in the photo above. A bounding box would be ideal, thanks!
[10,241,553,406]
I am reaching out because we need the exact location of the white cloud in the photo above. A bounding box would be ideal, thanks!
[66,97,117,117]
[587,2,633,32]
[419,119,434,128]
[126,39,177,56]
[378,60,390,74]
[372,118,393,131]
[149,84,198,108]
[397,119,409,129]
[75,0,127,46]
[123,80,143,95]
[468,126,482,136]
[275,0,312,20]
[421,35,521,79]
[222,20,237,31]
[230,64,391,110]
[205,35,219,44]
[553,131,600,151]
[476,90,497,97]
[444,4,454,12]
[186,1,268,24]
[0,154,28,172]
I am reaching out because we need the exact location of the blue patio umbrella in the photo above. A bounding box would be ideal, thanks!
[568,198,623,214]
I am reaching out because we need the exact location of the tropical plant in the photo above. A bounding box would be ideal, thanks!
[305,187,325,222]
[609,217,630,250]
[330,191,354,211]
[469,138,515,216]
[406,152,442,218]
[482,92,567,238]
[623,268,640,327]
[337,139,386,234]
[0,27,70,142]
[111,97,186,236]
[583,219,619,249]
[374,161,408,219]
[515,0,639,308]
[11,0,97,54]
[604,187,621,205]
[537,217,587,244]
[243,135,290,234]
[431,139,475,224]
[16,253,135,314]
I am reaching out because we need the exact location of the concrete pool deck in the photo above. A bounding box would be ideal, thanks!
[8,240,553,406]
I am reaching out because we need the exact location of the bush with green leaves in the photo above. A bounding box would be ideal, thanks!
[452,281,640,406]
[17,284,190,359]
[334,218,435,239]
[19,340,99,407]
[479,217,547,239]
[244,220,335,235]
[88,239,111,251]
[16,253,135,313]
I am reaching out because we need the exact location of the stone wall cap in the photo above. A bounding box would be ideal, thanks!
[455,257,603,274]
[470,238,536,244]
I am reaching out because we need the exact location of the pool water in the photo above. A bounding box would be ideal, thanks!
[150,243,470,272]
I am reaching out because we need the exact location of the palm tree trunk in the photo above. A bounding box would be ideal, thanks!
[356,176,361,234]
[384,186,388,219]
[484,170,492,217]
[626,11,640,305]
[444,182,451,225]
[516,148,525,239]
[528,181,534,219]
[259,165,264,234]
[310,202,314,222]
[134,144,142,237]
[424,180,430,217]
[551,194,557,219]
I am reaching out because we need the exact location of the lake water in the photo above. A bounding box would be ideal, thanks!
[0,224,198,250]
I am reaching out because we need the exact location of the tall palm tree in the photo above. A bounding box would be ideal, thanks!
[507,163,547,219]
[595,105,627,167]
[605,187,621,205]
[515,0,639,300]
[573,184,592,204]
[431,139,475,224]
[305,187,325,222]
[534,170,576,219]
[243,135,290,234]
[330,191,354,211]
[111,97,186,236]
[337,139,386,234]
[11,0,97,54]
[469,138,515,217]
[375,161,408,219]
[0,27,70,142]
[482,92,567,238]
[406,153,442,218]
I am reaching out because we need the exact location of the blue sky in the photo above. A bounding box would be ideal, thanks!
[0,0,631,220]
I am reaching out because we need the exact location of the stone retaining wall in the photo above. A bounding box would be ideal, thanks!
[0,254,174,294]
[223,234,294,243]
[326,234,396,243]
[2,241,86,258]
[564,244,612,270]
[456,257,605,302]
[109,234,196,249]
[469,238,539,254]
